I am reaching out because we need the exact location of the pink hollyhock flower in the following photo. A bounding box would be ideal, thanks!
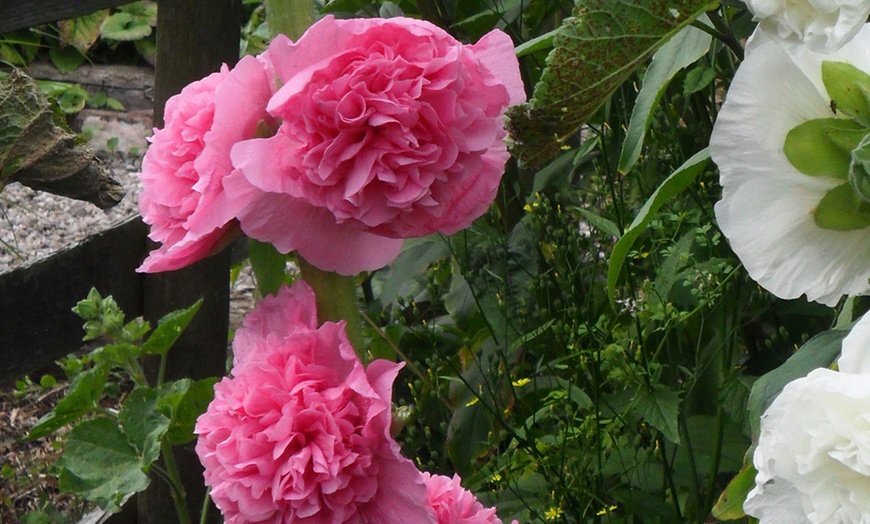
[137,53,275,273]
[423,472,514,524]
[230,15,525,256]
[195,280,435,523]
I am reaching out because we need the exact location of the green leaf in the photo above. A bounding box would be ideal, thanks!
[633,384,681,444]
[619,21,711,174]
[712,463,757,520]
[141,299,202,357]
[375,235,449,307]
[57,417,150,512]
[747,328,847,440]
[100,12,153,41]
[531,149,575,192]
[88,91,108,108]
[515,30,556,57]
[249,239,289,297]
[607,148,710,303]
[118,387,172,466]
[20,512,51,524]
[683,64,716,95]
[445,264,475,321]
[56,85,88,114]
[783,117,865,179]
[265,0,314,39]
[27,366,107,440]
[368,324,404,362]
[58,10,109,54]
[506,0,717,168]
[106,97,126,111]
[120,1,157,27]
[90,343,141,368]
[822,61,870,126]
[813,182,870,231]
[163,377,217,446]
[134,36,156,66]
[49,47,85,74]
[572,206,621,238]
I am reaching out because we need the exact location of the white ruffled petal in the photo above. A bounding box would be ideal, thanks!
[711,27,870,306]
[746,368,870,522]
[745,0,870,52]
[838,313,870,373]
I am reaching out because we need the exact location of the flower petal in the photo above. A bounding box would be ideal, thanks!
[224,169,404,275]
[711,27,870,305]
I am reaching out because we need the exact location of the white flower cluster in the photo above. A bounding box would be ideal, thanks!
[710,2,870,522]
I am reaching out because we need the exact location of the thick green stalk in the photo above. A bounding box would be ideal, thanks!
[298,258,366,361]
[266,0,315,40]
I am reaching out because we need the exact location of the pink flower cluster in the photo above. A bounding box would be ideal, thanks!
[194,281,514,523]
[138,15,524,275]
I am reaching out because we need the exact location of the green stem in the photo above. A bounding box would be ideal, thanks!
[298,257,366,361]
[160,439,192,524]
[157,352,167,387]
[266,0,314,40]
[199,487,212,524]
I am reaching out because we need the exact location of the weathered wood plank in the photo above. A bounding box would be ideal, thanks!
[0,0,134,34]
[137,1,242,522]
[26,63,154,113]
[0,216,147,385]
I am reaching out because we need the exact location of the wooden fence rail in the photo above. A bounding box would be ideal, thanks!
[0,217,147,384]
[2,1,242,522]
[0,0,134,34]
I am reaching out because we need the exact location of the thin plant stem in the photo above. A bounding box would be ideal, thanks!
[199,487,212,524]
[659,436,684,521]
[160,439,192,524]
[157,352,167,387]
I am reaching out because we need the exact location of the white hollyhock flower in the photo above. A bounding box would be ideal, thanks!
[710,26,870,306]
[745,0,870,52]
[744,314,870,523]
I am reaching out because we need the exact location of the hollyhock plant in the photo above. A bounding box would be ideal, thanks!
[744,313,870,522]
[228,15,525,269]
[710,26,870,306]
[423,472,514,524]
[743,0,870,52]
[138,32,404,276]
[137,53,274,273]
[194,281,435,523]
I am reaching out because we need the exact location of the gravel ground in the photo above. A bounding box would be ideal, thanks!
[0,151,145,273]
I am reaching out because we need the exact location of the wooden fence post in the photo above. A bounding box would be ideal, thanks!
[138,1,242,523]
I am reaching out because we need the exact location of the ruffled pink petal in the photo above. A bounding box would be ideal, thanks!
[196,285,437,523]
[223,167,404,276]
[469,29,526,106]
[137,222,239,273]
[231,15,524,245]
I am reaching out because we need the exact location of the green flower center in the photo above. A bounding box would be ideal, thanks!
[783,61,870,231]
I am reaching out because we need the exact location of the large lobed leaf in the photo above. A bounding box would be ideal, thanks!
[507,0,718,168]
[0,70,123,208]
